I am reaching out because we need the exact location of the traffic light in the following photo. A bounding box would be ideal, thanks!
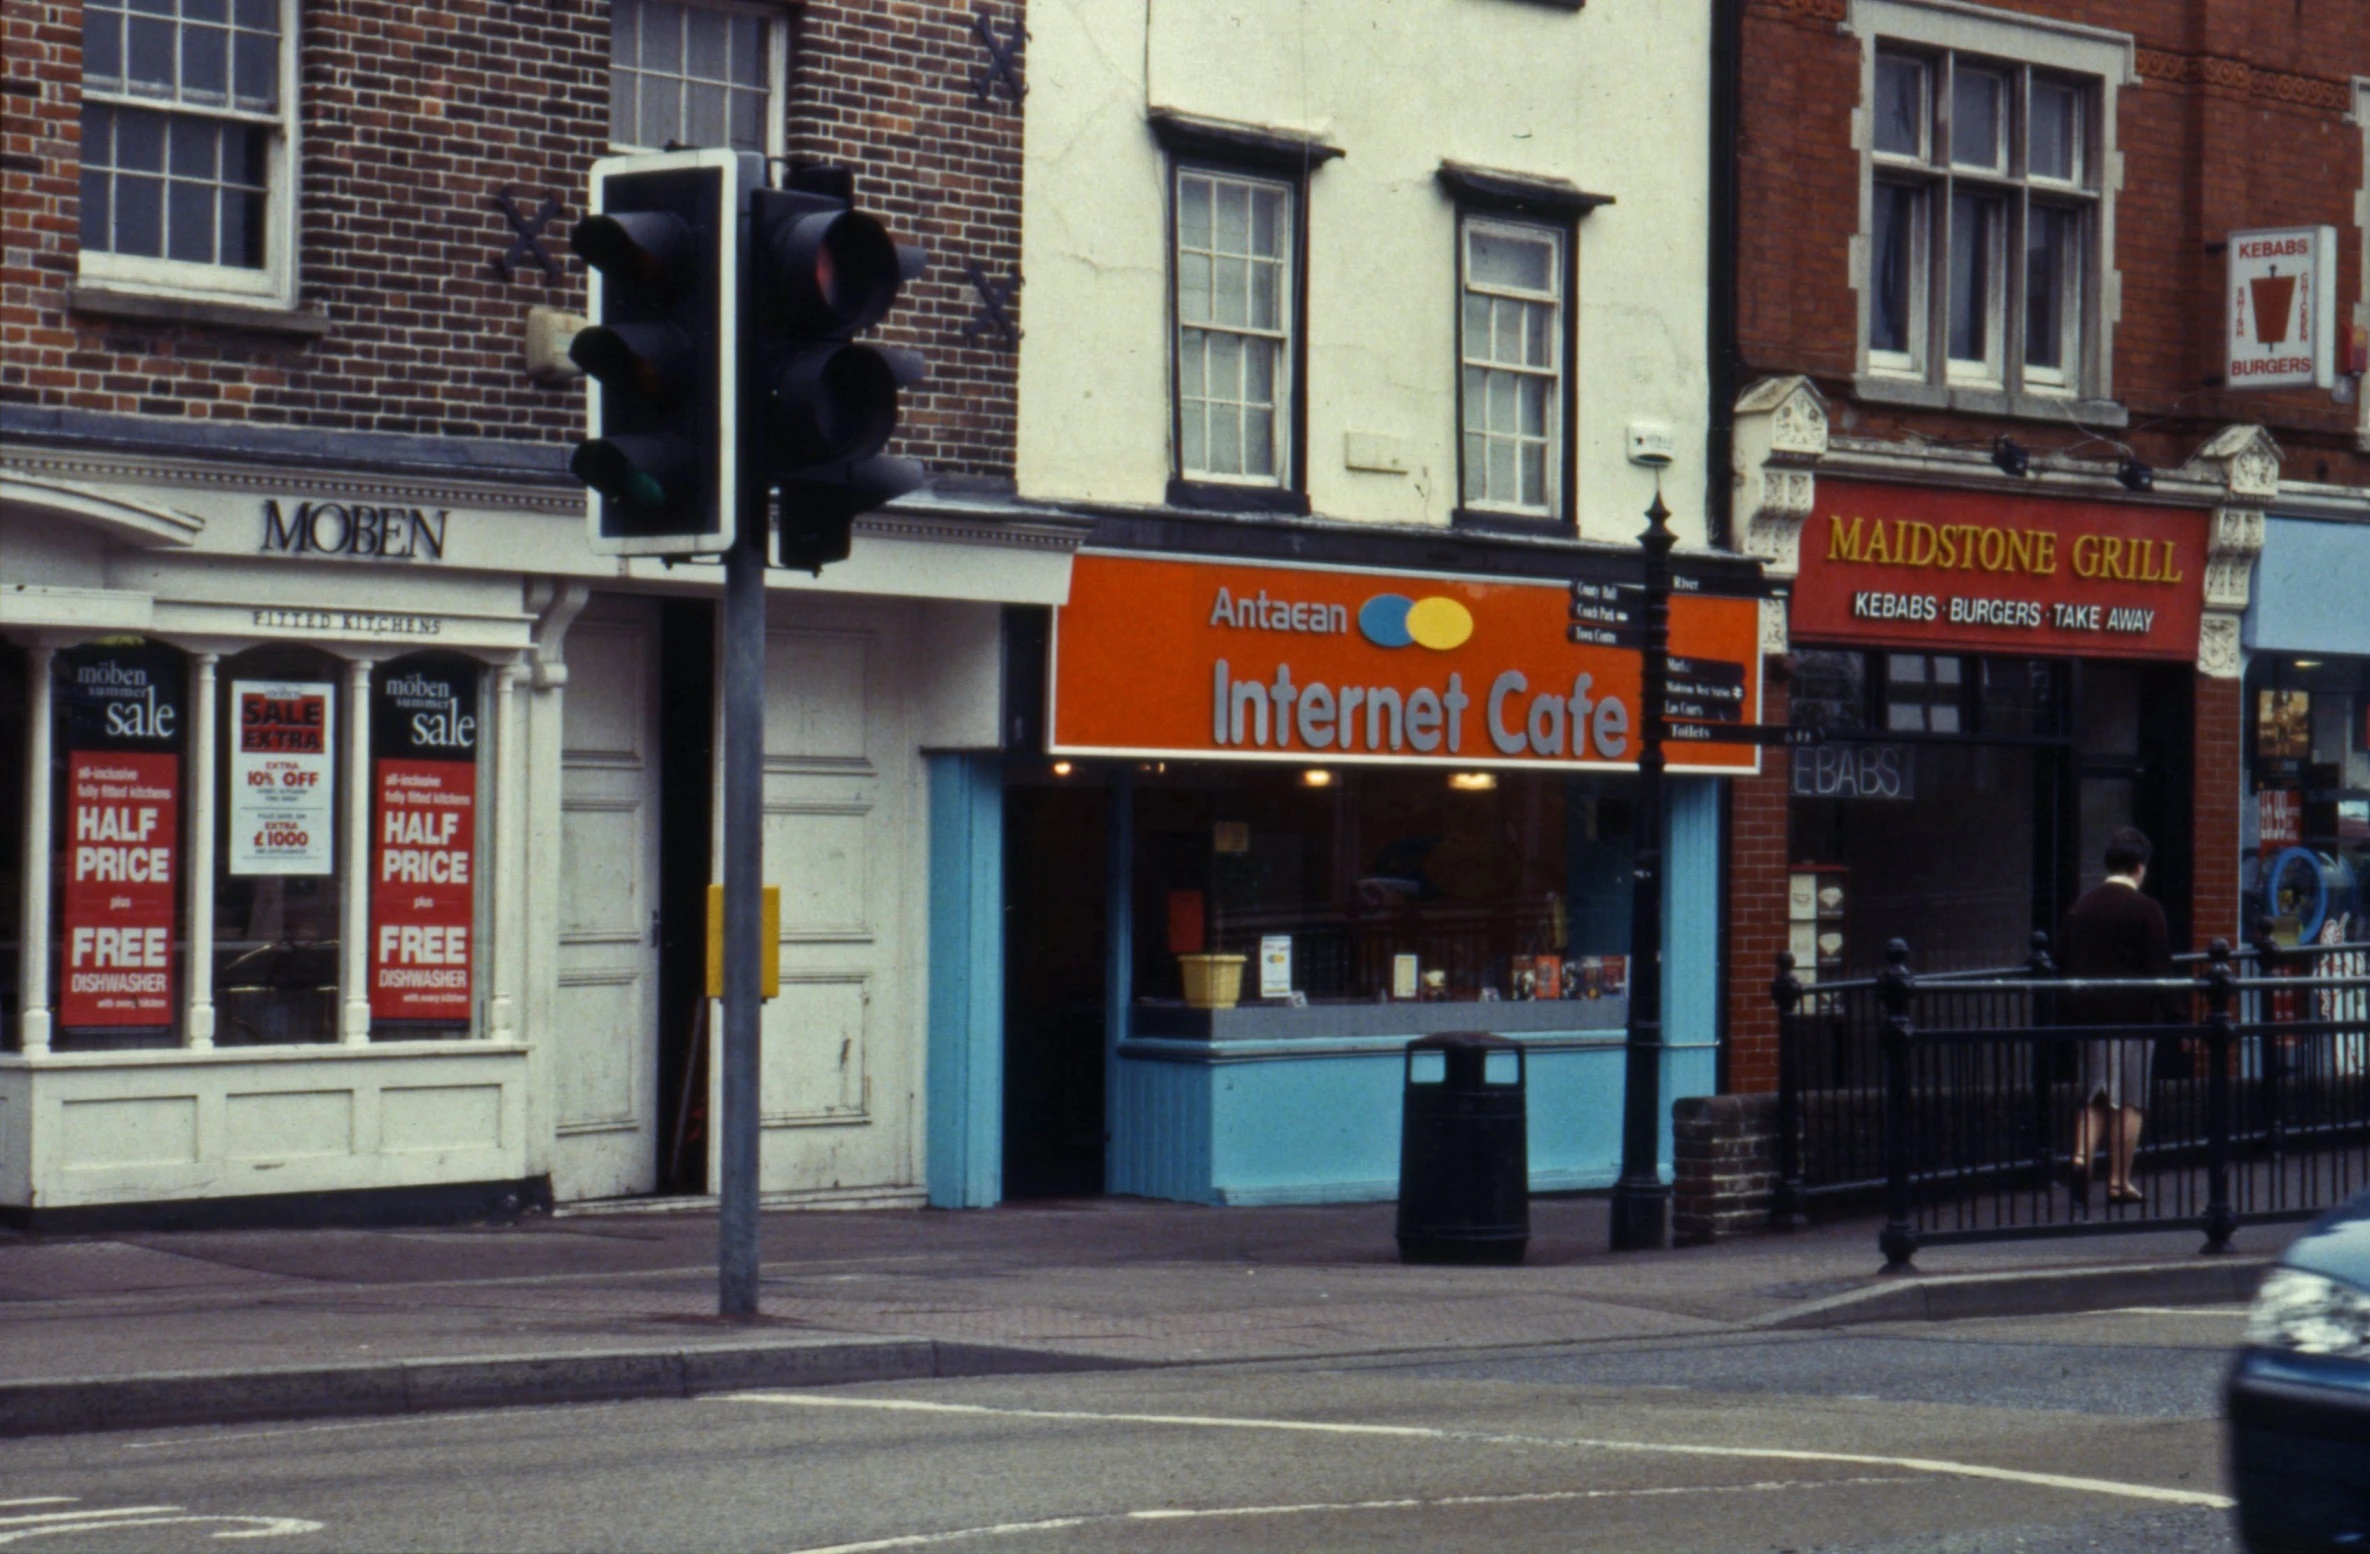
[745,169,926,572]
[571,149,762,556]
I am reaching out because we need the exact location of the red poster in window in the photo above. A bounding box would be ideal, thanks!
[369,758,476,1022]
[60,749,180,1028]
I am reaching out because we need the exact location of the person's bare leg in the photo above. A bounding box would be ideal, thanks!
[2110,1107,2144,1200]
[2071,1101,2103,1191]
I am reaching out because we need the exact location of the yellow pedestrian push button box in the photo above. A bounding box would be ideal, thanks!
[705,883,780,1000]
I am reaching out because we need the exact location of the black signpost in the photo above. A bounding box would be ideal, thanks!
[1581,500,1797,1253]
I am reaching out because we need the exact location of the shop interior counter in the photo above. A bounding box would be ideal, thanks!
[1128,997,1627,1047]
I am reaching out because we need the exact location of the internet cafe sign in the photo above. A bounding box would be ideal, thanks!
[2226,226,2337,390]
[1048,552,1764,774]
[1791,480,2207,662]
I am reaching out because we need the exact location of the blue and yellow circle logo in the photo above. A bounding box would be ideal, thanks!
[1358,594,1474,651]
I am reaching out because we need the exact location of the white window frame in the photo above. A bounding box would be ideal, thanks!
[606,0,788,158]
[75,0,299,307]
[1170,164,1297,489]
[1456,214,1565,520]
[1847,0,2133,413]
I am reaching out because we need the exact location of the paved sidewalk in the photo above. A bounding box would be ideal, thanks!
[0,1196,2291,1435]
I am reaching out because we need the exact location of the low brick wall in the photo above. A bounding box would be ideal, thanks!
[1672,1092,1781,1245]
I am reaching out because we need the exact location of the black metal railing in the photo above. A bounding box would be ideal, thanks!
[1771,930,2370,1267]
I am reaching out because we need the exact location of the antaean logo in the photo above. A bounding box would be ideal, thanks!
[1358,594,1474,651]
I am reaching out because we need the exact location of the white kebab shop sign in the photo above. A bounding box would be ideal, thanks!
[2226,226,2337,390]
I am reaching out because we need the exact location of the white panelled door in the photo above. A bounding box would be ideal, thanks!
[728,598,920,1202]
[553,595,663,1201]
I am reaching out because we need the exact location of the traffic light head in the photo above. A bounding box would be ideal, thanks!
[572,149,762,557]
[746,178,927,572]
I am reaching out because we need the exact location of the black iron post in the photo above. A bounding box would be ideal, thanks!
[1770,952,1808,1230]
[2249,914,2287,1162]
[2202,938,2237,1255]
[1877,938,1918,1271]
[2024,931,2057,1204]
[1609,491,1675,1252]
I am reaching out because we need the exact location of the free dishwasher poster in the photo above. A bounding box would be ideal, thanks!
[230,681,336,874]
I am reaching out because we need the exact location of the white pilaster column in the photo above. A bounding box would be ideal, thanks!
[340,656,373,1044]
[18,645,54,1056]
[488,662,523,1043]
[184,652,218,1049]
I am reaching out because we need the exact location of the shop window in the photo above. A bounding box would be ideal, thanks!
[1790,650,1871,734]
[77,0,296,304]
[608,0,781,154]
[1,639,26,1048]
[1849,0,2127,409]
[214,645,344,1046]
[367,655,484,1038]
[53,639,190,1051]
[1790,648,2073,973]
[2244,655,2370,945]
[1131,766,1633,1007]
[1884,652,1965,732]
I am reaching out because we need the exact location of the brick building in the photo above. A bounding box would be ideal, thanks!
[0,0,1086,1226]
[1717,0,2370,1095]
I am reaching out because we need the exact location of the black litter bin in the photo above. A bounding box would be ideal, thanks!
[1395,1031,1528,1265]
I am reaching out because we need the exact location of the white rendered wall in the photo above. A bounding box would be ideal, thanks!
[1017,0,1715,545]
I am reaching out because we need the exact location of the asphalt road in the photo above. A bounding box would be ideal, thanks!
[0,1307,2246,1553]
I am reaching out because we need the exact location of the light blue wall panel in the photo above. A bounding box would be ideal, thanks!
[2249,518,2370,656]
[925,753,1002,1209]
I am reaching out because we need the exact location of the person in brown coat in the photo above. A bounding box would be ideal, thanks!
[2060,827,2180,1205]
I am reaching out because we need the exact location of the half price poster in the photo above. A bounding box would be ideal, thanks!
[369,663,479,1023]
[61,749,180,1027]
[230,680,336,875]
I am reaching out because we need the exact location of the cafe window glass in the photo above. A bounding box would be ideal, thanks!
[368,655,484,1038]
[52,639,190,1050]
[2244,655,2370,945]
[1130,766,1636,1008]
[214,645,344,1046]
[1,639,28,1047]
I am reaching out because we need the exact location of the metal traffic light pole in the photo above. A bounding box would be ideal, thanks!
[717,491,767,1318]
[568,151,921,1320]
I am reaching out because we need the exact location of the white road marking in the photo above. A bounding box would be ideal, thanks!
[0,1500,320,1544]
[0,1515,322,1544]
[723,1392,2236,1511]
[2099,1306,2248,1318]
[783,1477,1910,1554]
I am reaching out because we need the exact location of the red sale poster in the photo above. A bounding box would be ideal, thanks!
[369,757,477,1022]
[60,749,181,1028]
[369,659,482,1025]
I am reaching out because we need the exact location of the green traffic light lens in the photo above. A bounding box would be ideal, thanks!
[626,471,668,509]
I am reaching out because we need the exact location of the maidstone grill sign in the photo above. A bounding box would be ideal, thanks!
[1791,481,2209,662]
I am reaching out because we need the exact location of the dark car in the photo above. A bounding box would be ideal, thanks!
[2227,1190,2370,1552]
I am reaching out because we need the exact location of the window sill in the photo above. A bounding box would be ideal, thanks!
[1167,478,1310,516]
[68,284,330,338]
[1453,507,1571,537]
[1851,373,2127,429]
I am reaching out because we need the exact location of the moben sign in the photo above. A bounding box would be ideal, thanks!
[262,500,450,562]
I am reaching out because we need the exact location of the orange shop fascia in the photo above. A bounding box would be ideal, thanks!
[1047,552,1763,774]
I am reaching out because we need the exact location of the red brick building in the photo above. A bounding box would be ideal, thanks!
[1717,0,2370,1093]
[0,0,1081,1225]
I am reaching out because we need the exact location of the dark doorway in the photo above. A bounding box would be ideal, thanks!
[654,599,716,1193]
[1001,772,1109,1198]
